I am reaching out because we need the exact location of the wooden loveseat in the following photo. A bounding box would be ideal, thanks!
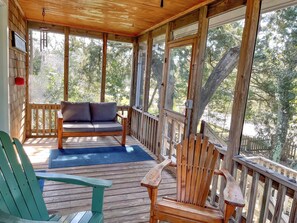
[57,101,127,149]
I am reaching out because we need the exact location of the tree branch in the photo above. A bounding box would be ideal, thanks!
[197,46,240,121]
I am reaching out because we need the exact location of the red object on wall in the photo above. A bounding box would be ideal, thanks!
[15,77,25,86]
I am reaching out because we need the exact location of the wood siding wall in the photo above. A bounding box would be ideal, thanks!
[8,0,26,142]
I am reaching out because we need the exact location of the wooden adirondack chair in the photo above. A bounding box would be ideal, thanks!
[0,131,112,223]
[141,134,245,223]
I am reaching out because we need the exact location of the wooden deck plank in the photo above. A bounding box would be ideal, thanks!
[23,136,176,222]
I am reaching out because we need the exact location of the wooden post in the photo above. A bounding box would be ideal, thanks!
[156,22,173,158]
[225,0,262,171]
[130,38,139,108]
[63,27,69,101]
[189,6,209,134]
[101,33,108,102]
[139,32,153,146]
[129,38,139,134]
[143,31,153,112]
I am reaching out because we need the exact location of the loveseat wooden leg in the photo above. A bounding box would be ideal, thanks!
[121,131,126,146]
[121,118,127,146]
[58,134,63,149]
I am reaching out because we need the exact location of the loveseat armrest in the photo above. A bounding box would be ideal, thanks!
[116,113,127,146]
[116,113,127,127]
[57,110,63,119]
[116,112,126,120]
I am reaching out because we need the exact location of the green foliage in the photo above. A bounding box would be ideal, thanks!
[106,41,132,105]
[246,6,297,163]
[29,31,64,104]
[201,20,244,135]
[148,40,165,115]
[166,45,191,114]
[68,36,103,102]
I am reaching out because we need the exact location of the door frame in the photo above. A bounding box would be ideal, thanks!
[159,36,197,159]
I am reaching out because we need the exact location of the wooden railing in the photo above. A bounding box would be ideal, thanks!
[201,121,297,222]
[241,136,296,160]
[206,147,297,223]
[27,103,130,137]
[233,156,297,223]
[27,104,61,137]
[130,107,159,155]
[161,109,185,160]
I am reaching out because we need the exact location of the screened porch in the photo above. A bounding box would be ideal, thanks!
[0,0,297,222]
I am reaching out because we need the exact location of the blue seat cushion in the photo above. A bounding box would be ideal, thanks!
[90,102,117,122]
[61,101,91,122]
[63,122,94,132]
[92,122,123,132]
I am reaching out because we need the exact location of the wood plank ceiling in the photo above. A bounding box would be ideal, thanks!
[18,0,211,36]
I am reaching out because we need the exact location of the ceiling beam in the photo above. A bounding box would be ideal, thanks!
[138,0,216,36]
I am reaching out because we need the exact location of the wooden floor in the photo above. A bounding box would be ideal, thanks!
[23,136,176,223]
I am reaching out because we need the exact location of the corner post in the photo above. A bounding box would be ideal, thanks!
[189,6,209,134]
[156,22,173,159]
[101,33,108,102]
[63,27,69,101]
[225,0,262,171]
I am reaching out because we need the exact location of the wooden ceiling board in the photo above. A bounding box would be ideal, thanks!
[18,0,212,36]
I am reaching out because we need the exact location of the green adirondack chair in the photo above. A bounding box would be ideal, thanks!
[0,131,112,223]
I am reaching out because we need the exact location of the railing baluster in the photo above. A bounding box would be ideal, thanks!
[236,165,248,221]
[35,108,39,136]
[272,185,287,223]
[42,105,46,136]
[246,171,259,223]
[210,158,220,206]
[289,191,297,223]
[49,107,52,135]
[259,177,272,223]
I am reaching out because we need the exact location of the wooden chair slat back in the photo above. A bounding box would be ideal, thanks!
[176,134,219,206]
[0,131,49,221]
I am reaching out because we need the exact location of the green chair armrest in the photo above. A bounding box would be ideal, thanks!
[36,172,112,188]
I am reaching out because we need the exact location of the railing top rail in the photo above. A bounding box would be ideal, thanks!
[117,105,130,109]
[132,106,142,113]
[29,103,130,109]
[132,106,159,121]
[29,103,61,107]
[163,109,186,123]
[234,155,297,196]
[246,156,297,175]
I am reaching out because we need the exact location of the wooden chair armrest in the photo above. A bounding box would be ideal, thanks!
[169,162,177,167]
[116,112,126,120]
[57,110,63,120]
[215,169,245,207]
[141,159,172,189]
[36,172,112,188]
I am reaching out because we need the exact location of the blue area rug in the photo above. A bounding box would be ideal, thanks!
[49,145,153,169]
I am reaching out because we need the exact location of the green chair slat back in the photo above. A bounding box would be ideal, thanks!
[0,136,31,219]
[0,131,49,220]
[0,175,18,215]
[0,131,110,223]
[14,139,50,219]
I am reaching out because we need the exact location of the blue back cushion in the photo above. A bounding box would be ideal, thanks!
[61,101,91,122]
[90,102,117,121]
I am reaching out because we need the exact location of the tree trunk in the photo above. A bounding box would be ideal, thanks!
[272,73,291,162]
[196,46,240,121]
